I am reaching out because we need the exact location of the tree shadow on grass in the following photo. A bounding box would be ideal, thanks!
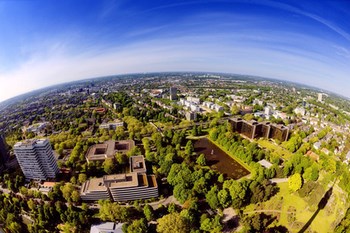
[298,185,333,233]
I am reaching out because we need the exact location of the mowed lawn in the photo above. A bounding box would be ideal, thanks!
[257,139,293,160]
[244,181,347,232]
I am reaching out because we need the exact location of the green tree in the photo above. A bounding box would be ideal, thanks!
[126,218,147,233]
[209,118,218,128]
[103,158,114,174]
[231,105,240,115]
[157,212,190,233]
[71,190,80,203]
[70,176,77,184]
[142,138,151,153]
[7,222,22,233]
[185,140,194,157]
[99,200,130,222]
[218,174,224,183]
[60,183,75,202]
[303,164,319,181]
[223,179,247,208]
[116,152,128,165]
[191,126,198,136]
[27,199,36,211]
[143,204,154,221]
[200,214,223,233]
[206,186,220,209]
[209,128,218,141]
[243,113,254,121]
[289,173,303,192]
[78,173,87,184]
[218,188,231,208]
[115,126,126,139]
[196,154,206,166]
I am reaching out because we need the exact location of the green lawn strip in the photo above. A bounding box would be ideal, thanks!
[278,182,342,232]
[257,139,293,159]
[207,137,251,172]
[187,135,207,140]
[241,181,345,232]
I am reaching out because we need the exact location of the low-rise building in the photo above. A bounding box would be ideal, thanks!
[38,182,57,194]
[186,111,197,121]
[23,122,52,135]
[313,141,321,150]
[186,96,200,104]
[213,104,224,112]
[86,140,135,163]
[105,173,158,202]
[99,120,124,130]
[80,173,158,202]
[130,155,147,174]
[81,155,158,202]
[294,107,306,116]
[80,177,110,201]
[90,222,124,233]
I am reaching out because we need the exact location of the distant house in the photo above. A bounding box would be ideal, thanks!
[313,141,321,150]
[306,151,320,162]
[185,111,197,121]
[23,122,52,135]
[321,148,330,155]
[39,182,56,194]
[294,107,306,116]
[346,151,350,161]
[90,107,106,114]
[99,120,124,130]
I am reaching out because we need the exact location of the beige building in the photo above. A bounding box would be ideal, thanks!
[86,140,135,163]
[81,155,158,202]
[130,155,147,173]
[80,177,110,201]
[104,173,158,202]
[99,120,124,130]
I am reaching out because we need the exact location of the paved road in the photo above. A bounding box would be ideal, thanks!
[244,209,294,214]
[269,178,288,184]
[148,195,180,209]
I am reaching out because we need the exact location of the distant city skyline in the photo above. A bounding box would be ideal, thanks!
[0,0,349,101]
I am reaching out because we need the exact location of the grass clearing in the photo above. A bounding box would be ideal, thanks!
[257,139,293,160]
[243,181,348,232]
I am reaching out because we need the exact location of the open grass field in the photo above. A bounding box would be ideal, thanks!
[243,180,348,232]
[257,139,294,160]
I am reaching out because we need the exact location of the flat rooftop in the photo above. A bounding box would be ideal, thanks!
[104,173,139,188]
[86,140,135,161]
[81,177,108,193]
[14,139,48,148]
[130,155,147,173]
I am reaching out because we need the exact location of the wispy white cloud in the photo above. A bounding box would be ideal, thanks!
[258,0,350,42]
[99,0,125,19]
[1,1,349,102]
[1,33,349,102]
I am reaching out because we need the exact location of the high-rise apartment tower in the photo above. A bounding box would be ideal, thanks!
[14,139,59,180]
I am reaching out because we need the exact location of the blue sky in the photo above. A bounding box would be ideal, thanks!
[0,0,349,101]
